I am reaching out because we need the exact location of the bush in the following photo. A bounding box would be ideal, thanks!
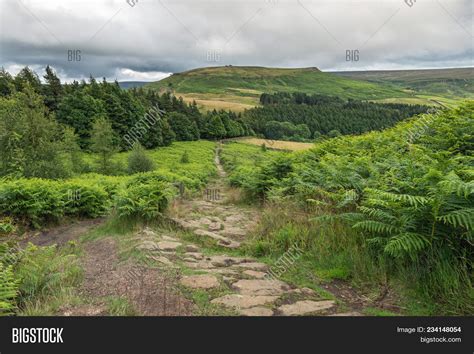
[127,143,154,174]
[180,150,190,164]
[0,178,110,227]
[116,180,172,220]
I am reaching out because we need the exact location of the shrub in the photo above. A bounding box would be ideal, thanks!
[180,150,190,164]
[127,143,154,174]
[0,178,110,227]
[116,180,172,220]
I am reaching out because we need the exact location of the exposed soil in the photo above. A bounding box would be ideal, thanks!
[60,237,193,316]
[23,218,104,247]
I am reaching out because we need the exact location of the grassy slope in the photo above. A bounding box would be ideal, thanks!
[332,67,474,106]
[144,66,412,112]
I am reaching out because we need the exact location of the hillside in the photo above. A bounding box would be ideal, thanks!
[332,67,474,106]
[144,66,412,112]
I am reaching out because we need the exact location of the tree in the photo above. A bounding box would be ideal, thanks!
[56,91,106,148]
[62,126,84,173]
[0,68,15,97]
[14,67,42,93]
[42,65,63,111]
[180,150,190,163]
[202,115,226,140]
[327,129,341,138]
[0,86,68,178]
[167,112,199,141]
[90,117,117,174]
[127,143,154,174]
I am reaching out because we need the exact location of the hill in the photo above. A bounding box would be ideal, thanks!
[118,81,148,89]
[144,66,413,112]
[332,67,473,106]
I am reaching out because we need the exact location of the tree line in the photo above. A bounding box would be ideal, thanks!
[244,92,430,141]
[0,66,252,178]
[0,66,251,150]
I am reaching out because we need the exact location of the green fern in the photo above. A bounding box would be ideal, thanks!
[0,262,19,316]
[437,209,474,230]
[384,233,431,258]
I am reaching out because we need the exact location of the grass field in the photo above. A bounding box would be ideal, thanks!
[230,137,314,151]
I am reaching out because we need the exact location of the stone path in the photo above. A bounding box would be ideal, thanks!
[127,145,360,316]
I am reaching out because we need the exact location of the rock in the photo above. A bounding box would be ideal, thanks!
[185,245,200,252]
[183,257,197,263]
[211,294,278,309]
[235,262,268,271]
[232,279,289,296]
[146,255,174,266]
[184,261,215,269]
[217,240,241,249]
[184,252,203,260]
[180,275,220,289]
[209,255,249,267]
[156,241,182,251]
[224,214,244,223]
[208,221,222,231]
[137,240,159,251]
[289,287,316,296]
[194,229,229,242]
[221,227,246,238]
[202,268,238,275]
[243,270,267,279]
[155,256,173,266]
[241,307,274,316]
[162,235,178,241]
[278,300,335,316]
[142,227,157,237]
[171,218,196,230]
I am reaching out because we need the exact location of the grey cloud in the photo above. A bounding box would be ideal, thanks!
[0,0,472,81]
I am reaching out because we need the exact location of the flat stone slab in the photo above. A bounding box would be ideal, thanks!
[180,275,220,289]
[209,255,250,267]
[161,235,178,241]
[211,294,278,309]
[221,227,247,238]
[146,255,175,267]
[185,245,200,252]
[141,228,157,237]
[184,252,204,260]
[235,262,268,271]
[194,229,229,242]
[232,279,289,296]
[278,300,335,316]
[184,261,215,269]
[217,240,241,249]
[208,221,222,231]
[138,240,159,251]
[241,307,274,316]
[243,270,267,279]
[157,241,182,251]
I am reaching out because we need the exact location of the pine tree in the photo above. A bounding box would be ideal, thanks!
[90,117,117,174]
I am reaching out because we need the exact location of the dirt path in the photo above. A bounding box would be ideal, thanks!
[161,145,362,316]
[36,144,364,316]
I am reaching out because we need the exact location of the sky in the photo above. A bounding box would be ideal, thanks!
[0,0,472,82]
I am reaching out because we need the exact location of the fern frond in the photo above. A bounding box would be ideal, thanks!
[353,220,399,235]
[437,209,474,230]
[384,232,430,258]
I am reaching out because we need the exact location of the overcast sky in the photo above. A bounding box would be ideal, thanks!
[0,0,472,82]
